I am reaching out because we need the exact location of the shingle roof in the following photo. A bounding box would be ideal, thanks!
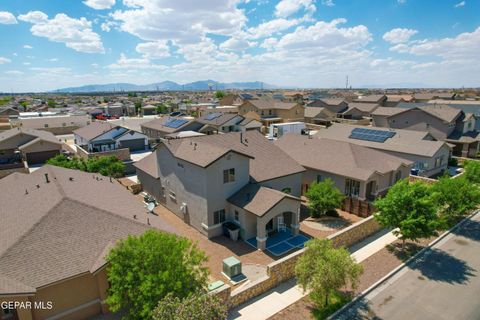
[314,123,448,157]
[0,166,176,293]
[73,121,115,141]
[371,107,407,117]
[134,151,159,178]
[141,117,194,133]
[354,95,387,103]
[196,113,240,126]
[418,105,462,123]
[0,127,61,146]
[162,131,305,182]
[228,184,300,217]
[345,103,380,113]
[275,134,412,181]
[319,98,346,106]
[304,107,326,118]
[247,100,298,110]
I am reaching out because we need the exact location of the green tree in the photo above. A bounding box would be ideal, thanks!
[47,99,57,108]
[431,175,480,226]
[134,101,143,114]
[106,230,209,320]
[374,180,440,248]
[152,292,227,320]
[215,91,225,99]
[464,160,480,184]
[155,103,168,114]
[296,239,363,308]
[46,155,125,177]
[305,179,345,218]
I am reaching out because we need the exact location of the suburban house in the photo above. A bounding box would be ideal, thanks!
[307,98,348,114]
[9,112,91,135]
[341,103,380,119]
[0,128,65,178]
[274,134,413,202]
[74,122,148,154]
[218,94,245,106]
[141,104,157,116]
[372,105,479,157]
[353,94,387,106]
[238,100,305,129]
[315,123,452,177]
[134,130,305,250]
[385,95,414,107]
[304,107,336,126]
[195,113,246,135]
[0,166,176,320]
[141,117,203,141]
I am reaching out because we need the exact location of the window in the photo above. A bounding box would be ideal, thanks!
[345,179,360,197]
[282,187,292,194]
[435,156,444,168]
[44,124,49,128]
[234,210,239,221]
[214,209,226,224]
[269,110,272,116]
[223,168,235,183]
[394,171,402,182]
[169,191,176,203]
[317,175,322,183]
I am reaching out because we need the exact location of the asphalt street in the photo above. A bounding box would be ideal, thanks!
[335,212,480,320]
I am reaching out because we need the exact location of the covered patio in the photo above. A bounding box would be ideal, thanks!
[228,184,308,255]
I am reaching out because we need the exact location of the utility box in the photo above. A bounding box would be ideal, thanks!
[222,256,242,279]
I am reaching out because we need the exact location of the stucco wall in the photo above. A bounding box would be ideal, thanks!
[259,173,302,197]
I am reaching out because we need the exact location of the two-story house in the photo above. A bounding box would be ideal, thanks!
[134,131,305,250]
[372,105,479,157]
[238,100,305,130]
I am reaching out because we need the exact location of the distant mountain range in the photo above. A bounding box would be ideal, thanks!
[53,80,278,93]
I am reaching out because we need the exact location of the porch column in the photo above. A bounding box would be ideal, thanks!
[256,217,267,250]
[291,208,300,235]
[461,143,469,158]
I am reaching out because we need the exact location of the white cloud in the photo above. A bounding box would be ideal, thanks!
[391,27,480,61]
[135,41,170,59]
[5,70,24,75]
[23,45,33,49]
[397,0,406,4]
[48,58,59,62]
[321,0,335,7]
[383,28,418,44]
[111,0,247,44]
[18,11,104,54]
[0,57,11,64]
[274,0,316,18]
[107,53,167,70]
[454,1,465,8]
[101,21,117,32]
[83,0,116,10]
[220,37,255,51]
[0,11,17,24]
[23,62,31,66]
[247,18,301,39]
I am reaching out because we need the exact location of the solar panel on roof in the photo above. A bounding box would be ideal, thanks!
[164,118,188,128]
[349,127,396,143]
[204,112,222,121]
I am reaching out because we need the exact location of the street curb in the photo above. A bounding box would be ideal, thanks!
[328,209,480,320]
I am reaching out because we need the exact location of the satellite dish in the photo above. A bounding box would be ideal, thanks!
[147,202,155,213]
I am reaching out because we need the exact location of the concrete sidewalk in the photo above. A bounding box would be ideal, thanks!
[228,229,398,320]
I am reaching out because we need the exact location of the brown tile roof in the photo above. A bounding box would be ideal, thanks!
[73,121,115,141]
[319,98,346,106]
[162,131,305,182]
[0,166,176,293]
[345,103,380,113]
[354,95,387,103]
[228,184,300,217]
[274,134,412,181]
[304,107,326,118]
[371,106,407,117]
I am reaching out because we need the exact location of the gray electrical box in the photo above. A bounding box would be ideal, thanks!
[222,256,242,279]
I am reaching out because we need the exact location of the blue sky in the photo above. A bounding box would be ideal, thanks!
[0,0,479,92]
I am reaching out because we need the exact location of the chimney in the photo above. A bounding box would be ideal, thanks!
[44,173,50,183]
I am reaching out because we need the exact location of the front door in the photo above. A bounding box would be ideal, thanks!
[366,181,376,201]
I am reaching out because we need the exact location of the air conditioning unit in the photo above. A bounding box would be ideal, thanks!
[222,256,242,279]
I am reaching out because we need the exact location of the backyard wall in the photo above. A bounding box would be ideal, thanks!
[212,215,382,309]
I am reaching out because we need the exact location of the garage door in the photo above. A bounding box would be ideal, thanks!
[119,139,146,152]
[26,150,60,165]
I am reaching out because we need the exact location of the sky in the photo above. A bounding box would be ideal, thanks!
[0,0,479,92]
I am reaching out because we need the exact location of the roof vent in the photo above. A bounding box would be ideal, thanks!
[25,189,28,195]
[36,184,40,189]
[44,173,50,183]
[69,177,74,181]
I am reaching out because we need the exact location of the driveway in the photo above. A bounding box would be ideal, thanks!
[335,212,480,320]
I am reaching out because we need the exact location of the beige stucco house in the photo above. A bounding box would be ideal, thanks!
[135,130,305,250]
